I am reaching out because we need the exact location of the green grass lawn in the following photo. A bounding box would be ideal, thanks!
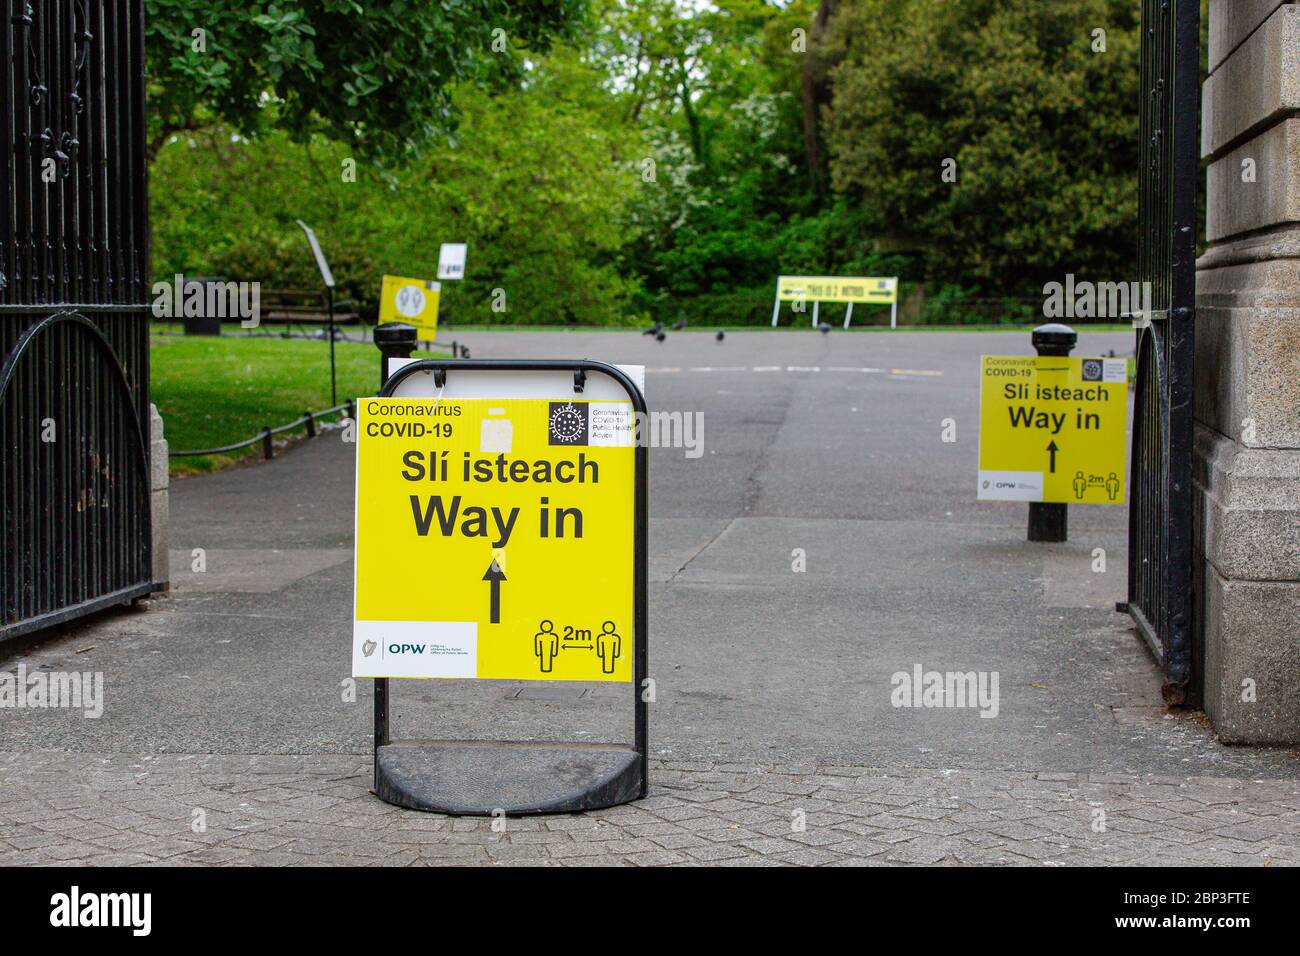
[152,333,443,475]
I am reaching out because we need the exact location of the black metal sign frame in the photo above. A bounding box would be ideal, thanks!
[367,357,649,814]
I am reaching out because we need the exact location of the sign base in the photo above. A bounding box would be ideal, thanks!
[375,740,644,815]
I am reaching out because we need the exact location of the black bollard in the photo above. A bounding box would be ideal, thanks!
[374,322,418,390]
[1027,323,1077,542]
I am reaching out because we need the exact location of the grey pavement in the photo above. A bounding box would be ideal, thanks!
[2,329,1298,866]
[4,753,1299,867]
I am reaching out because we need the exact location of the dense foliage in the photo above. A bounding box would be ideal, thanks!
[823,0,1141,294]
[145,0,585,160]
[151,54,640,325]
[149,0,1144,326]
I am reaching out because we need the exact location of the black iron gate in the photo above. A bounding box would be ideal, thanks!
[1,0,154,643]
[1125,0,1199,704]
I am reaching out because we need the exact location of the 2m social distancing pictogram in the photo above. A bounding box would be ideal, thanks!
[352,397,635,682]
[978,355,1129,505]
[378,274,440,342]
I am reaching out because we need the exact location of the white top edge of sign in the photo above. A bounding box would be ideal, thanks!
[385,359,646,402]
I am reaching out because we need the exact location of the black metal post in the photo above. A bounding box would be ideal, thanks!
[327,286,338,407]
[370,323,417,773]
[1028,323,1077,542]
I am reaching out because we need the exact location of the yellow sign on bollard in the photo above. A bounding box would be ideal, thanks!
[378,274,440,341]
[352,397,636,681]
[978,355,1128,505]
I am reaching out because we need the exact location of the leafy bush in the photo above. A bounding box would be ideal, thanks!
[150,60,643,326]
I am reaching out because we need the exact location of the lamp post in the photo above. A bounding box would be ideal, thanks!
[296,219,338,406]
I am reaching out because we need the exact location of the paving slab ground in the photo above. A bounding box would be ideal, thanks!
[2,330,1297,866]
[3,753,1299,866]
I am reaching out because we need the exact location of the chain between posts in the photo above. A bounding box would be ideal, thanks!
[168,401,356,459]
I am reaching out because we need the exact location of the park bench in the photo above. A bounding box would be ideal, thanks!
[257,288,362,334]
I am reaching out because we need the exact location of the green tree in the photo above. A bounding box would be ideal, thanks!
[821,0,1140,296]
[146,0,1150,327]
[425,53,644,325]
[149,52,641,325]
[144,0,585,161]
[592,0,805,174]
[597,1,839,322]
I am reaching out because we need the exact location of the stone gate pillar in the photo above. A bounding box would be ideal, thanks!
[1195,0,1300,741]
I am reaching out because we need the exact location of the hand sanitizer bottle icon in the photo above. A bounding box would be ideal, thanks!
[480,408,513,453]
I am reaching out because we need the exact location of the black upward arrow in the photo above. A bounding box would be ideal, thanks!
[482,559,506,624]
[1046,440,1059,474]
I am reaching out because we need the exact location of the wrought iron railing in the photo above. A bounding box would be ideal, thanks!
[1124,0,1199,703]
[1,1,154,643]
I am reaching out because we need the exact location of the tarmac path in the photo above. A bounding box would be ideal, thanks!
[3,329,1297,865]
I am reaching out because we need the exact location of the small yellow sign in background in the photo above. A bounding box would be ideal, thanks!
[777,275,897,304]
[378,274,440,341]
[353,397,635,681]
[978,355,1128,505]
